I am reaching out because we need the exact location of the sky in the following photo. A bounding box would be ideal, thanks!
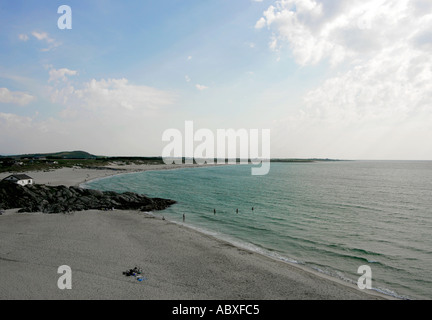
[1,0,432,160]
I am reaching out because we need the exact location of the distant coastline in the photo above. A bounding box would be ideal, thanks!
[0,150,348,174]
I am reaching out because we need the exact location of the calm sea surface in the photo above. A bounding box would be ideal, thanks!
[84,161,432,300]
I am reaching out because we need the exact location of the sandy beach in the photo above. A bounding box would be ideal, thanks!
[0,163,202,188]
[0,165,391,300]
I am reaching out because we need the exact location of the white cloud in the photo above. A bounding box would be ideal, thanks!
[0,87,35,106]
[31,31,54,42]
[255,0,420,66]
[49,68,78,82]
[0,113,33,130]
[31,31,61,51]
[75,78,175,111]
[49,77,176,113]
[185,75,191,83]
[259,0,432,121]
[302,45,432,124]
[255,17,266,29]
[257,0,432,159]
[0,78,178,155]
[195,84,209,91]
[18,34,29,41]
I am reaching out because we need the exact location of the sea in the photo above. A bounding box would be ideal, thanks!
[83,161,432,300]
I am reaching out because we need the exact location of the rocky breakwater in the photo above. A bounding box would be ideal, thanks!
[0,181,176,214]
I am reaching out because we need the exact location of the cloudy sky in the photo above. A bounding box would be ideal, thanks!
[1,0,431,159]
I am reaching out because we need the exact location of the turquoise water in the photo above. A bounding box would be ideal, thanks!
[84,161,432,300]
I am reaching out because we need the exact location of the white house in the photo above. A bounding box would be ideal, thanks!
[2,174,34,186]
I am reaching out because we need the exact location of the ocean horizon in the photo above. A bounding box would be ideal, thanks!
[84,160,432,300]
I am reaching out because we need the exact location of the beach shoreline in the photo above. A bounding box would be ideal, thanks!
[0,165,394,300]
[0,163,208,188]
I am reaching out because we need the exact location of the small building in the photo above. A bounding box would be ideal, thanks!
[2,174,34,186]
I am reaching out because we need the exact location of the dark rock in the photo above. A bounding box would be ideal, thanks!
[0,181,176,214]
